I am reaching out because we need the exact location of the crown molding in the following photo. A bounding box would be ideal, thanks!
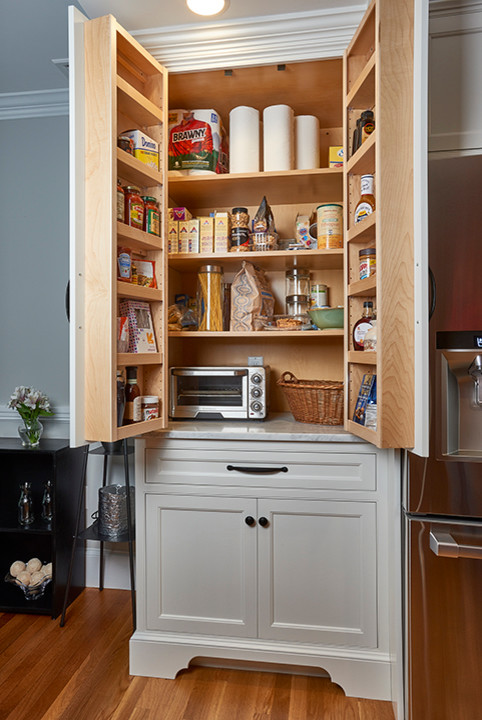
[0,88,68,121]
[430,0,482,18]
[132,6,366,72]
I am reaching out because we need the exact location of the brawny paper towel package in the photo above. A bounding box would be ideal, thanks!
[229,106,260,173]
[168,109,228,174]
[263,104,294,171]
[295,115,320,169]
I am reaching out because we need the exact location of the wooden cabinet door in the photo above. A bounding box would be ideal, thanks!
[145,494,258,637]
[257,498,378,647]
[68,10,168,446]
[343,0,429,455]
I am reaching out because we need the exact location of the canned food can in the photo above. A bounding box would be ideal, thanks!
[316,203,343,249]
[310,283,328,308]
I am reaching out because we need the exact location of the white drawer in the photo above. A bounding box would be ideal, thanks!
[144,446,376,492]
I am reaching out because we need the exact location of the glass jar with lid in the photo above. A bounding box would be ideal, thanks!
[285,268,310,298]
[197,265,224,331]
[286,294,309,316]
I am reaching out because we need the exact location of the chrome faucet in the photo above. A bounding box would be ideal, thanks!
[468,355,482,407]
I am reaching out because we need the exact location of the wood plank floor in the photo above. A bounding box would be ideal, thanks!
[0,589,395,720]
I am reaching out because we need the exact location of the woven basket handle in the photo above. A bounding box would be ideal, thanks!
[280,371,298,384]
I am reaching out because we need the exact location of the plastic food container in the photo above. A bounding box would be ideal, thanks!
[250,232,278,252]
[308,306,344,329]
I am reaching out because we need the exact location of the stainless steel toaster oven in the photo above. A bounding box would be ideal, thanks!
[169,366,269,420]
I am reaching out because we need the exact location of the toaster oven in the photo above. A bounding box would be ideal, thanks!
[169,366,269,420]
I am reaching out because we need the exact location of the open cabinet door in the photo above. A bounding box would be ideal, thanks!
[68,8,169,446]
[343,0,429,455]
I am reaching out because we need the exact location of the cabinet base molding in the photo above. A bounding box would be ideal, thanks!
[129,631,391,701]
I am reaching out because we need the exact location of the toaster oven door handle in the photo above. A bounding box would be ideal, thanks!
[227,465,288,474]
[172,369,248,377]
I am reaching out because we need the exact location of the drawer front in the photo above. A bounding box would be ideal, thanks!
[144,446,376,492]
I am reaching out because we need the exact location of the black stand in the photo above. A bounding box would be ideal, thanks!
[60,439,136,630]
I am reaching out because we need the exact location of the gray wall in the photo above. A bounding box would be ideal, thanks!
[0,115,70,413]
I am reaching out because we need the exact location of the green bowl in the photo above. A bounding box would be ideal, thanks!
[308,307,344,329]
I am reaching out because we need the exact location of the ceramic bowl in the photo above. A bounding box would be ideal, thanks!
[308,307,344,329]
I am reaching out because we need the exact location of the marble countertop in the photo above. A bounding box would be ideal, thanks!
[153,413,364,443]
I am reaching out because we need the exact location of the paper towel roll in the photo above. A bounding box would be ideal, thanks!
[229,106,260,173]
[263,104,294,172]
[295,115,320,169]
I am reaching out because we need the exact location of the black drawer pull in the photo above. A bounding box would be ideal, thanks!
[258,517,269,527]
[226,465,288,474]
[245,516,256,526]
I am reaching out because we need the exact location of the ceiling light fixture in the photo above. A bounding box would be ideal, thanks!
[186,0,228,16]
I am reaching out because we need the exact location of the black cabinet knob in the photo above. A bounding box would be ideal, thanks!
[258,516,269,527]
[245,516,255,526]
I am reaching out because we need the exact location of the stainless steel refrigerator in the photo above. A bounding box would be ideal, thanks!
[405,155,482,719]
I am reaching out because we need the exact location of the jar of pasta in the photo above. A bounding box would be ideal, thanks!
[197,265,224,332]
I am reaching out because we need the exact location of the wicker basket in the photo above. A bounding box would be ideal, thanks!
[277,371,344,425]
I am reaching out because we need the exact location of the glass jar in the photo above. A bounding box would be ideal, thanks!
[197,265,224,331]
[285,268,310,297]
[141,196,160,236]
[286,294,309,316]
[359,248,376,279]
[124,186,144,230]
[230,227,250,252]
[230,207,250,228]
[116,180,125,222]
[18,481,34,526]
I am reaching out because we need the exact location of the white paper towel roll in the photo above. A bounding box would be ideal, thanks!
[263,104,294,171]
[229,106,260,173]
[295,115,320,169]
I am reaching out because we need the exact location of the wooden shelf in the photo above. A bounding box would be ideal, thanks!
[117,75,164,126]
[347,213,376,243]
[347,351,377,365]
[117,148,163,188]
[168,248,344,272]
[117,221,163,252]
[346,419,377,443]
[347,276,376,297]
[117,280,163,301]
[116,417,165,440]
[346,131,376,175]
[346,53,376,109]
[168,329,344,339]
[167,167,343,208]
[117,353,163,365]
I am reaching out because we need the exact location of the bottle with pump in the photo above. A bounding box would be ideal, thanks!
[353,301,375,351]
[354,174,376,224]
[124,366,141,425]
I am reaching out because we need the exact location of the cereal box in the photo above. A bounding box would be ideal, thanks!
[178,221,190,254]
[168,109,228,174]
[169,207,192,221]
[187,219,200,253]
[295,214,310,248]
[168,220,179,254]
[214,212,231,253]
[199,216,214,253]
[118,300,157,353]
[329,146,344,168]
[122,129,159,170]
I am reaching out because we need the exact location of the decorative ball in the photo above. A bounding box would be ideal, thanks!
[16,571,31,586]
[30,571,45,587]
[26,558,42,573]
[42,563,53,579]
[10,561,26,577]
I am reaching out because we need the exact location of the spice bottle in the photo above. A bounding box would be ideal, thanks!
[354,175,376,224]
[197,265,224,331]
[359,110,375,144]
[18,481,34,526]
[124,367,141,424]
[353,301,375,351]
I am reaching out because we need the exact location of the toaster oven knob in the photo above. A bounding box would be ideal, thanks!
[251,373,263,384]
[251,401,263,413]
[251,387,262,398]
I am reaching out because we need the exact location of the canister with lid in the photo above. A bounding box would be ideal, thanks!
[124,186,144,230]
[317,203,343,249]
[286,294,309,316]
[141,196,160,236]
[230,207,250,228]
[359,248,376,279]
[285,268,310,298]
[197,265,224,332]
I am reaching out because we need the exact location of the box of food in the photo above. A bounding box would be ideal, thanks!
[122,129,159,170]
[187,218,200,253]
[169,207,192,221]
[178,221,190,253]
[199,216,214,253]
[168,109,228,174]
[295,214,310,248]
[329,146,344,168]
[168,220,179,254]
[118,300,157,353]
[214,212,231,253]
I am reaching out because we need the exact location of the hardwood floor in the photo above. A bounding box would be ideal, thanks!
[0,589,395,720]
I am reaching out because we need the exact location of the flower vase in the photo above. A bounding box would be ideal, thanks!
[18,418,43,448]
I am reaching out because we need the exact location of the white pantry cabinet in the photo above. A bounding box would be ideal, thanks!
[131,437,395,702]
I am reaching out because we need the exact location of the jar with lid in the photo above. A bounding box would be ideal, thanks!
[141,196,160,236]
[124,186,144,230]
[359,248,376,280]
[230,207,250,228]
[197,265,224,331]
[116,180,125,222]
[230,227,251,252]
[285,268,310,298]
[141,396,159,421]
[286,294,309,316]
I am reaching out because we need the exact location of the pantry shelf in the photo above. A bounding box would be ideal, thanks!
[117,75,164,127]
[348,276,376,297]
[117,281,163,301]
[117,148,163,188]
[347,213,376,243]
[117,353,163,366]
[345,52,376,109]
[168,248,344,272]
[345,131,376,175]
[346,419,377,443]
[117,222,163,252]
[116,417,165,439]
[167,167,343,208]
[347,351,377,365]
[168,330,344,338]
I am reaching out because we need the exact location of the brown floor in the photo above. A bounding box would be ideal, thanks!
[0,589,395,720]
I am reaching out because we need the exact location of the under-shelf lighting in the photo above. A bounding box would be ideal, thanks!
[186,0,228,16]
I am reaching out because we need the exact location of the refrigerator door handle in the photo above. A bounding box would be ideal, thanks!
[430,528,482,560]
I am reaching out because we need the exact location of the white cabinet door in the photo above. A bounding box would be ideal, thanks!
[429,2,482,153]
[257,499,378,648]
[145,494,257,637]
